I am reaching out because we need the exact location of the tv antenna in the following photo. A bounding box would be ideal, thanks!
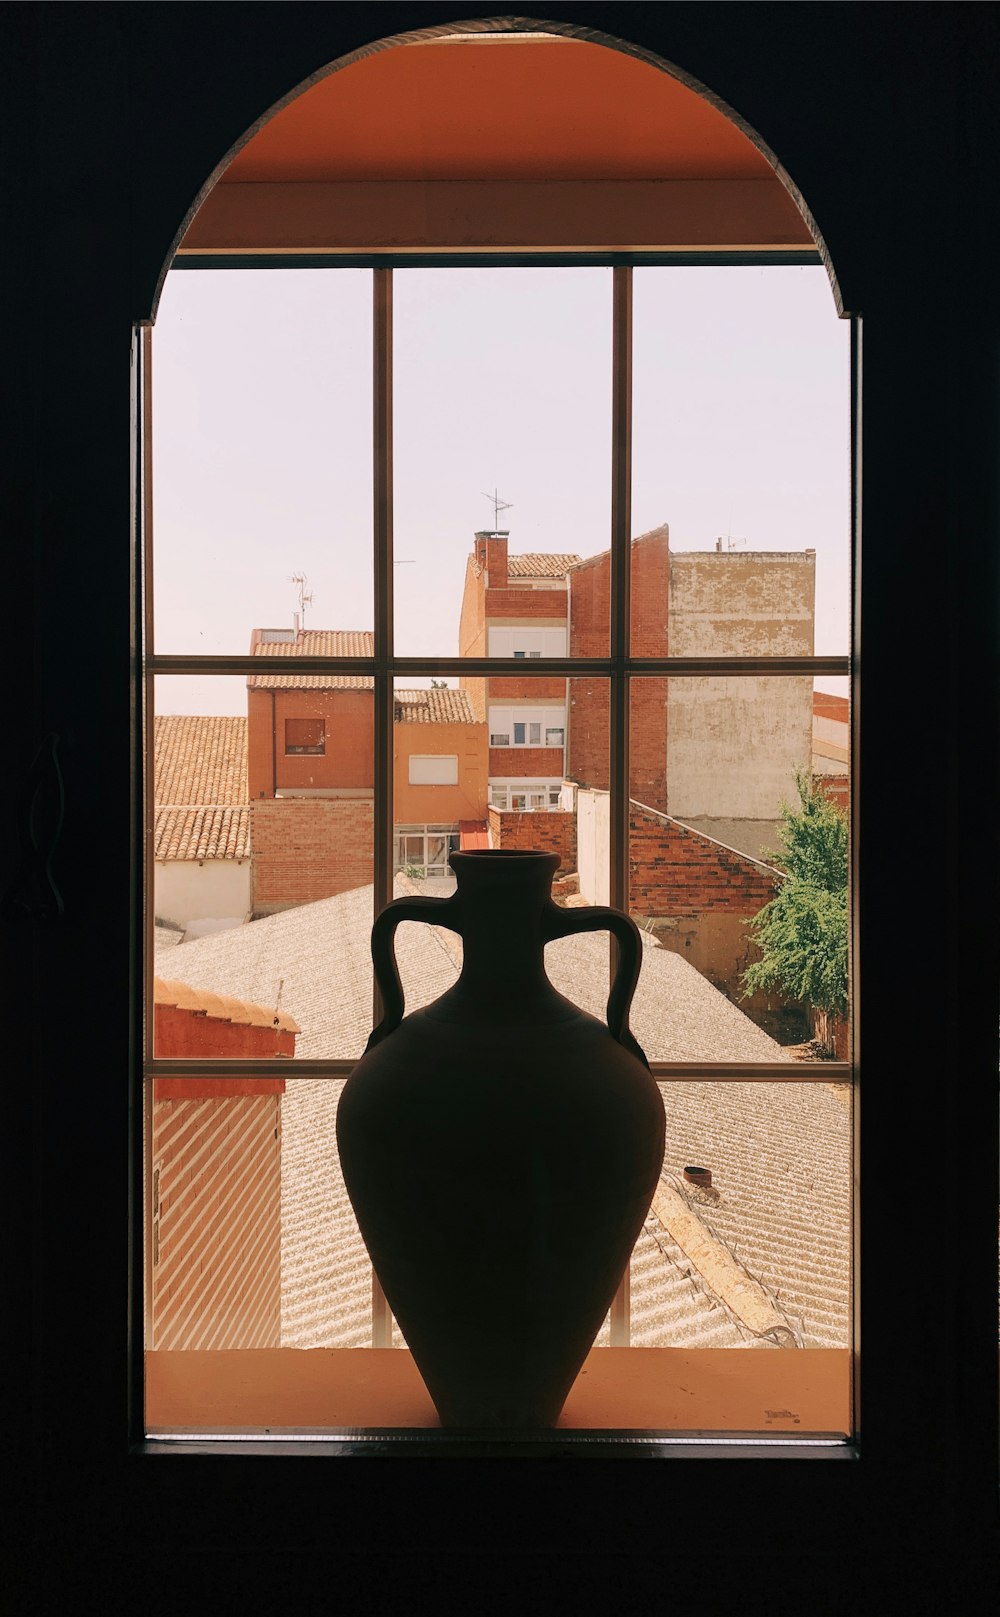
[290,572,313,626]
[482,488,513,532]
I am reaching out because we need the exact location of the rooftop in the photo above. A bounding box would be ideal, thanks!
[248,629,375,689]
[154,715,250,861]
[394,687,478,724]
[157,879,849,1354]
[505,552,582,579]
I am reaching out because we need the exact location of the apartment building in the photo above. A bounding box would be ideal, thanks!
[458,531,580,813]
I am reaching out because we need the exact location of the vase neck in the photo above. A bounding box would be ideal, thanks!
[446,853,558,1003]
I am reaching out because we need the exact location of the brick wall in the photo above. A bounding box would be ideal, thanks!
[628,802,780,917]
[489,745,564,777]
[248,688,374,800]
[816,773,849,812]
[569,528,669,802]
[488,675,566,701]
[488,806,577,871]
[252,795,373,913]
[568,675,609,791]
[485,587,568,619]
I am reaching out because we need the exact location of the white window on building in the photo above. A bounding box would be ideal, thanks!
[489,780,565,812]
[408,754,459,785]
[394,824,461,877]
[488,626,567,658]
[488,706,566,748]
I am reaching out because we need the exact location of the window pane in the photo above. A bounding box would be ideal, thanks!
[393,267,611,657]
[585,1079,852,1395]
[152,269,373,656]
[153,676,375,1061]
[145,1076,850,1437]
[631,266,850,659]
[628,677,850,1062]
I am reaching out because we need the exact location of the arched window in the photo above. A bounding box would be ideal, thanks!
[138,21,855,1448]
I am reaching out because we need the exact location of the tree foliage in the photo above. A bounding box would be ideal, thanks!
[742,772,849,1018]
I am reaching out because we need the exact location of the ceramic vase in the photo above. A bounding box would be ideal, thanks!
[336,850,665,1428]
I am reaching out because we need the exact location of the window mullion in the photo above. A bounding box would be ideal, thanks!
[371,266,395,1349]
[608,264,633,1347]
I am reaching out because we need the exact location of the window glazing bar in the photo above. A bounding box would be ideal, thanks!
[148,654,849,680]
[371,265,394,1348]
[143,1059,851,1083]
[608,266,632,1347]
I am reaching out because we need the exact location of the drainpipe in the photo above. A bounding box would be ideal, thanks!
[271,691,277,797]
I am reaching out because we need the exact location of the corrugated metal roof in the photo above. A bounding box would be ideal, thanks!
[394,687,478,724]
[154,716,250,861]
[248,629,375,690]
[506,552,582,578]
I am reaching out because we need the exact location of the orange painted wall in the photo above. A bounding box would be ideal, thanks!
[152,1092,282,1351]
[150,999,289,1352]
[394,720,488,824]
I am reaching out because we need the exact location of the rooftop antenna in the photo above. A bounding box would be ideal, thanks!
[290,572,313,628]
[481,488,513,533]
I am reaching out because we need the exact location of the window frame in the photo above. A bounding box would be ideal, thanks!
[138,248,856,1456]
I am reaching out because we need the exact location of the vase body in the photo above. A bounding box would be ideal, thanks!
[336,850,665,1428]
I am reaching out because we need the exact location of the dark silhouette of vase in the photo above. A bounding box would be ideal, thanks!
[336,850,665,1429]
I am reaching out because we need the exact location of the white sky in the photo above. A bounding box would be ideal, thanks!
[152,264,850,715]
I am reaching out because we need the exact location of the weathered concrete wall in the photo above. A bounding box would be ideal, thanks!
[666,551,814,823]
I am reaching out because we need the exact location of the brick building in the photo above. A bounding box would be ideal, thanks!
[458,531,580,812]
[812,689,849,811]
[247,628,488,911]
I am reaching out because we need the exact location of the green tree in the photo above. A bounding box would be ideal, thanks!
[742,772,849,1020]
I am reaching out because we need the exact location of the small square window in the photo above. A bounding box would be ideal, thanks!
[490,732,510,747]
[545,727,565,746]
[285,717,325,754]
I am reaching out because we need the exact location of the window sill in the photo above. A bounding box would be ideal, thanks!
[144,1344,852,1447]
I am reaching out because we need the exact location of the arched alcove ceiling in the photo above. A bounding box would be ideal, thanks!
[179,36,814,254]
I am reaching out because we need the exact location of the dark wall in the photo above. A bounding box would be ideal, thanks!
[4,5,998,1610]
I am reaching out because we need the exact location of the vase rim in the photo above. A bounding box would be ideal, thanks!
[449,849,559,869]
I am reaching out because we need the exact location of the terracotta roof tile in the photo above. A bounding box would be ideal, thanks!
[506,552,582,578]
[393,687,478,724]
[154,716,250,862]
[248,629,375,689]
[154,976,300,1033]
[155,715,247,805]
[154,805,252,863]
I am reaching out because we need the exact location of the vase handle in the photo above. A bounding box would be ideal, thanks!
[542,903,650,1070]
[366,895,456,1051]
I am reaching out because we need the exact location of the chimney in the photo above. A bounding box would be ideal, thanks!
[293,611,300,633]
[474,530,508,590]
